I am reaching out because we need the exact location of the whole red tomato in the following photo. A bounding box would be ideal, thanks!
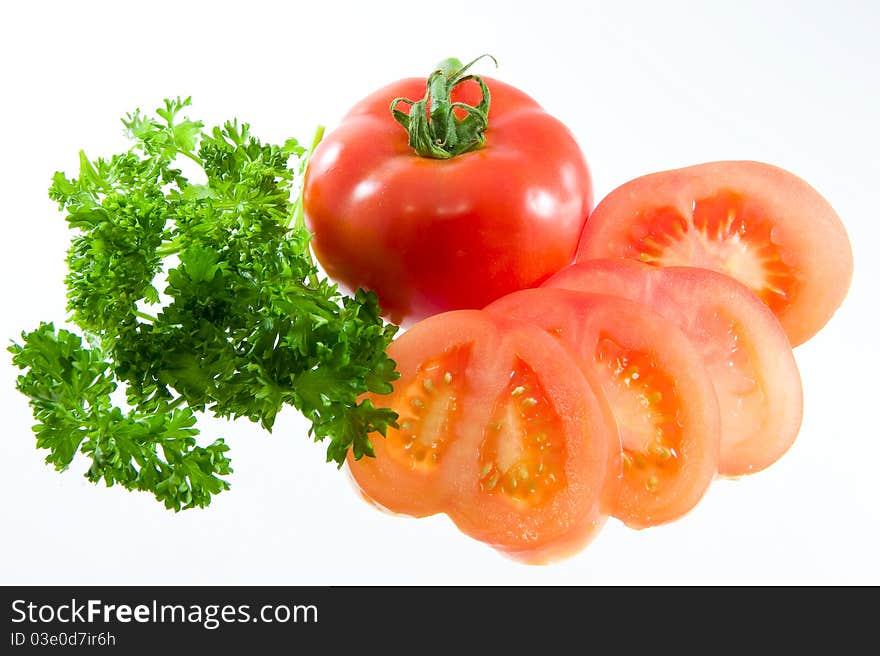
[302,57,593,326]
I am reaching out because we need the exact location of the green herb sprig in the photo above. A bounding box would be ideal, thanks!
[9,97,399,511]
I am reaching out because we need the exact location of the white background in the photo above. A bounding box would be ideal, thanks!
[1,0,877,585]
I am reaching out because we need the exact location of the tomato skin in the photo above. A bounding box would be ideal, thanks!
[575,161,853,346]
[544,259,804,477]
[303,76,593,326]
[486,288,721,530]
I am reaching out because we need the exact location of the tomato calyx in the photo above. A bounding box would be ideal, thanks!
[390,54,497,159]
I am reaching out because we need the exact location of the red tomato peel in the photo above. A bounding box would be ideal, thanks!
[303,61,593,326]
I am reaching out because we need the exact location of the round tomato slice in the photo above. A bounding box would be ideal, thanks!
[544,259,804,477]
[575,160,853,346]
[444,320,619,564]
[346,310,503,517]
[486,288,721,530]
[348,310,619,563]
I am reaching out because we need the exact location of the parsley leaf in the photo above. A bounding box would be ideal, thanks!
[10,97,399,510]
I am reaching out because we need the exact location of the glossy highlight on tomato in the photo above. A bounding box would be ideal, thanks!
[303,67,593,326]
[575,161,853,346]
[486,288,721,529]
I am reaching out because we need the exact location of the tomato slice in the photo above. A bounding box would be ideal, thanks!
[486,288,720,530]
[544,259,804,477]
[575,161,853,346]
[444,320,619,564]
[346,310,503,517]
[348,311,620,563]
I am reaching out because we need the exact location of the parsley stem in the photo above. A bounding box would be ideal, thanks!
[176,148,202,166]
[292,125,325,289]
[157,236,183,257]
[306,125,326,166]
[165,395,186,411]
[134,310,157,323]
[291,124,325,232]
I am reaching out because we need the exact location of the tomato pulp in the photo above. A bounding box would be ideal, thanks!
[347,311,620,563]
[575,161,853,346]
[487,288,721,529]
[545,259,803,476]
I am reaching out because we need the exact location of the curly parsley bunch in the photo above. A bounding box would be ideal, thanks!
[10,98,399,511]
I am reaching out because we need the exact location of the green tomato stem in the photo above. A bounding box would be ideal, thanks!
[390,54,497,159]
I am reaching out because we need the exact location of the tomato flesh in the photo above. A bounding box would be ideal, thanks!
[446,321,619,563]
[347,310,502,517]
[596,335,684,497]
[477,359,568,506]
[576,161,853,346]
[625,192,795,318]
[386,347,468,473]
[349,312,619,563]
[544,259,803,476]
[486,289,720,529]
